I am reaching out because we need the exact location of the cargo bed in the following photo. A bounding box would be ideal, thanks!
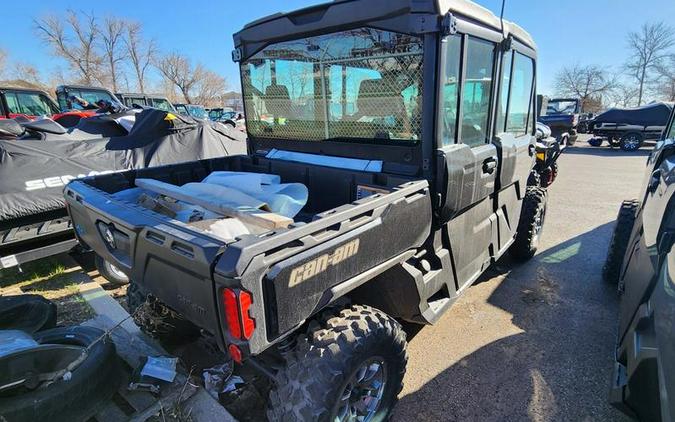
[65,154,432,354]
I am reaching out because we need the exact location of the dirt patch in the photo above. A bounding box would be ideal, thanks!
[0,257,95,325]
[521,268,561,306]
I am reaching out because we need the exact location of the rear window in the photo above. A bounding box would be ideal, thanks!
[241,28,424,143]
[4,91,58,116]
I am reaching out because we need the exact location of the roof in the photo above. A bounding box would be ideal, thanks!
[437,0,535,48]
[238,0,535,50]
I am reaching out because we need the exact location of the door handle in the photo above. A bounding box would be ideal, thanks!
[482,157,497,174]
[648,169,661,193]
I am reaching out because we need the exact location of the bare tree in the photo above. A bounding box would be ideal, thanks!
[11,63,45,88]
[625,21,675,105]
[100,17,127,92]
[34,11,104,85]
[553,64,616,111]
[156,53,203,103]
[653,54,675,102]
[194,70,228,106]
[0,49,7,79]
[609,83,640,108]
[125,22,156,93]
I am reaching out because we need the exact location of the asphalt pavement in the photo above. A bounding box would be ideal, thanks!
[393,138,650,421]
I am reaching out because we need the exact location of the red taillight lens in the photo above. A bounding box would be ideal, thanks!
[228,344,242,364]
[239,291,255,340]
[222,288,256,340]
[223,288,241,339]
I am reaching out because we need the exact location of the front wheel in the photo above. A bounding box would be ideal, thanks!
[588,138,603,147]
[510,187,547,261]
[603,199,640,284]
[268,305,407,422]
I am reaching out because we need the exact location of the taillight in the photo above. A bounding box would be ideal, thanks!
[222,288,256,341]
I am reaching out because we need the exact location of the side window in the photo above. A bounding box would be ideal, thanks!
[495,52,513,133]
[461,37,495,147]
[4,93,19,114]
[441,35,462,146]
[505,53,534,135]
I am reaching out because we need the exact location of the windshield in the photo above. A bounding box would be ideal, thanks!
[240,28,424,143]
[4,91,58,116]
[187,105,207,119]
[546,100,578,115]
[152,98,173,111]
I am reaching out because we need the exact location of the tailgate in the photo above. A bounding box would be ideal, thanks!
[65,181,226,333]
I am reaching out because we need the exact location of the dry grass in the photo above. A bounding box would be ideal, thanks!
[0,257,95,325]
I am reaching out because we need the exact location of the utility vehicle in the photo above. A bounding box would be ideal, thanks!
[65,0,545,419]
[605,108,675,421]
[538,97,580,145]
[0,86,60,120]
[115,93,176,112]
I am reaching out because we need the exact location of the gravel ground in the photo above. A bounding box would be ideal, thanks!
[393,138,650,422]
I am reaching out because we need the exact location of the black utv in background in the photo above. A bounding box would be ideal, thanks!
[64,0,546,419]
[604,108,675,420]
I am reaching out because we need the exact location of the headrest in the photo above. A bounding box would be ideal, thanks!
[356,79,404,117]
[264,84,291,116]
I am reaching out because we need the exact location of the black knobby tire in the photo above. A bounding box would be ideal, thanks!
[127,282,199,344]
[268,305,408,422]
[540,162,559,188]
[588,138,603,147]
[510,187,547,261]
[95,254,129,285]
[602,199,640,284]
[619,132,643,152]
[527,170,541,187]
[0,326,122,422]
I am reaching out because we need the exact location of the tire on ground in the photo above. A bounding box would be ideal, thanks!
[95,254,129,285]
[0,294,57,333]
[602,199,640,284]
[510,187,547,261]
[268,304,408,422]
[619,132,643,152]
[127,281,200,344]
[588,138,603,147]
[0,326,122,421]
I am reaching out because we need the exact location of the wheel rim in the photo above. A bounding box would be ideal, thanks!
[532,204,546,246]
[334,357,387,422]
[105,261,128,282]
[623,135,640,150]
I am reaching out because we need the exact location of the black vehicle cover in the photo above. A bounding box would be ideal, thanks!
[0,109,247,223]
[593,102,674,127]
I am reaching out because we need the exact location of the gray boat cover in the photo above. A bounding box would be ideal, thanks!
[592,102,673,127]
[0,109,247,223]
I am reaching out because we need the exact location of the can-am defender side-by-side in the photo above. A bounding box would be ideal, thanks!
[604,110,675,421]
[64,0,545,419]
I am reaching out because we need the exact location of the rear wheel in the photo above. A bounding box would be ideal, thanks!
[619,132,643,151]
[603,199,640,284]
[510,187,547,261]
[267,305,407,422]
[95,254,129,285]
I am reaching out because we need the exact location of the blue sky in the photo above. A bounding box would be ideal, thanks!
[2,0,675,95]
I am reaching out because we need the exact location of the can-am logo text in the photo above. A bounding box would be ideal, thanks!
[25,170,116,191]
[289,239,360,287]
